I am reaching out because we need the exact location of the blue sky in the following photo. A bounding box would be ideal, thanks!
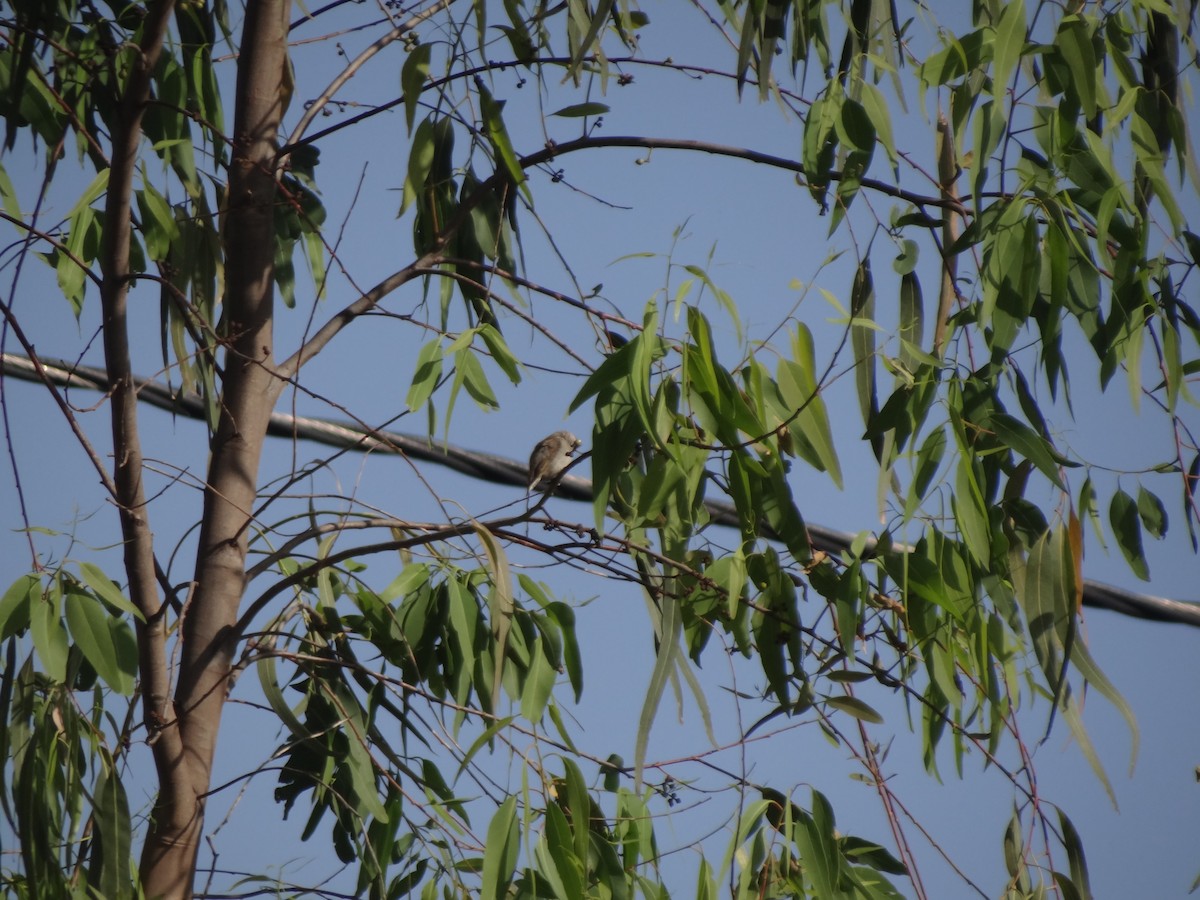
[2,2,1199,896]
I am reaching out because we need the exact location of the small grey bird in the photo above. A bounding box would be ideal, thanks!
[527,430,582,492]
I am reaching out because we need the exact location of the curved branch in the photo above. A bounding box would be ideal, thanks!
[519,135,968,214]
[5,351,1199,629]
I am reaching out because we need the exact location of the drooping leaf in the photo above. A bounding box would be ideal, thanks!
[792,789,844,900]
[480,796,519,900]
[77,563,144,621]
[401,43,432,132]
[63,589,136,695]
[88,762,133,900]
[1055,16,1099,119]
[29,583,68,683]
[986,412,1067,490]
[406,338,444,411]
[476,77,526,193]
[0,573,37,639]
[850,260,878,456]
[474,522,514,716]
[1109,489,1150,580]
[1136,485,1167,539]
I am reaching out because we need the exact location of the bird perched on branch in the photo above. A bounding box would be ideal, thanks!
[527,431,582,492]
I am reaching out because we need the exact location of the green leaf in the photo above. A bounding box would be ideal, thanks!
[66,169,111,219]
[550,102,610,118]
[275,265,297,316]
[407,338,444,411]
[520,637,556,724]
[78,563,145,621]
[89,763,133,900]
[991,0,1026,94]
[953,457,991,566]
[802,94,839,208]
[919,28,990,87]
[1003,809,1025,881]
[1064,631,1139,775]
[793,789,843,899]
[256,654,308,737]
[544,601,583,701]
[570,331,636,413]
[567,0,615,74]
[0,159,21,219]
[495,23,535,64]
[898,272,924,372]
[455,716,515,784]
[986,412,1067,490]
[401,43,432,132]
[912,426,946,503]
[560,757,592,863]
[840,834,909,876]
[685,319,762,447]
[301,218,327,299]
[0,573,37,639]
[734,0,757,95]
[833,98,875,218]
[136,180,180,261]
[58,207,97,314]
[480,796,519,900]
[777,325,843,487]
[534,803,580,899]
[1136,485,1167,539]
[1058,808,1093,897]
[445,576,478,703]
[1056,16,1098,119]
[859,81,896,167]
[634,555,682,790]
[825,694,884,724]
[455,347,499,410]
[30,583,68,682]
[479,323,521,384]
[342,721,389,823]
[476,78,526,190]
[475,522,515,715]
[1109,489,1149,580]
[1014,524,1133,802]
[1182,230,1200,269]
[402,116,436,216]
[981,202,1039,354]
[893,240,919,276]
[64,590,136,695]
[1079,477,1106,549]
[850,260,878,447]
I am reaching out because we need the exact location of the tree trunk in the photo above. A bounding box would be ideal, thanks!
[138,2,292,896]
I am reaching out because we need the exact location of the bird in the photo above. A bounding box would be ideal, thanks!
[527,430,582,492]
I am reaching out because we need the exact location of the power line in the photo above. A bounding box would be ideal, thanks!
[5,350,1198,628]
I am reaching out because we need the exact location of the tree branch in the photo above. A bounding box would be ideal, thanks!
[92,0,187,873]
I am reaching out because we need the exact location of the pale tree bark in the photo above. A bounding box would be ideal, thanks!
[138,1,293,896]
